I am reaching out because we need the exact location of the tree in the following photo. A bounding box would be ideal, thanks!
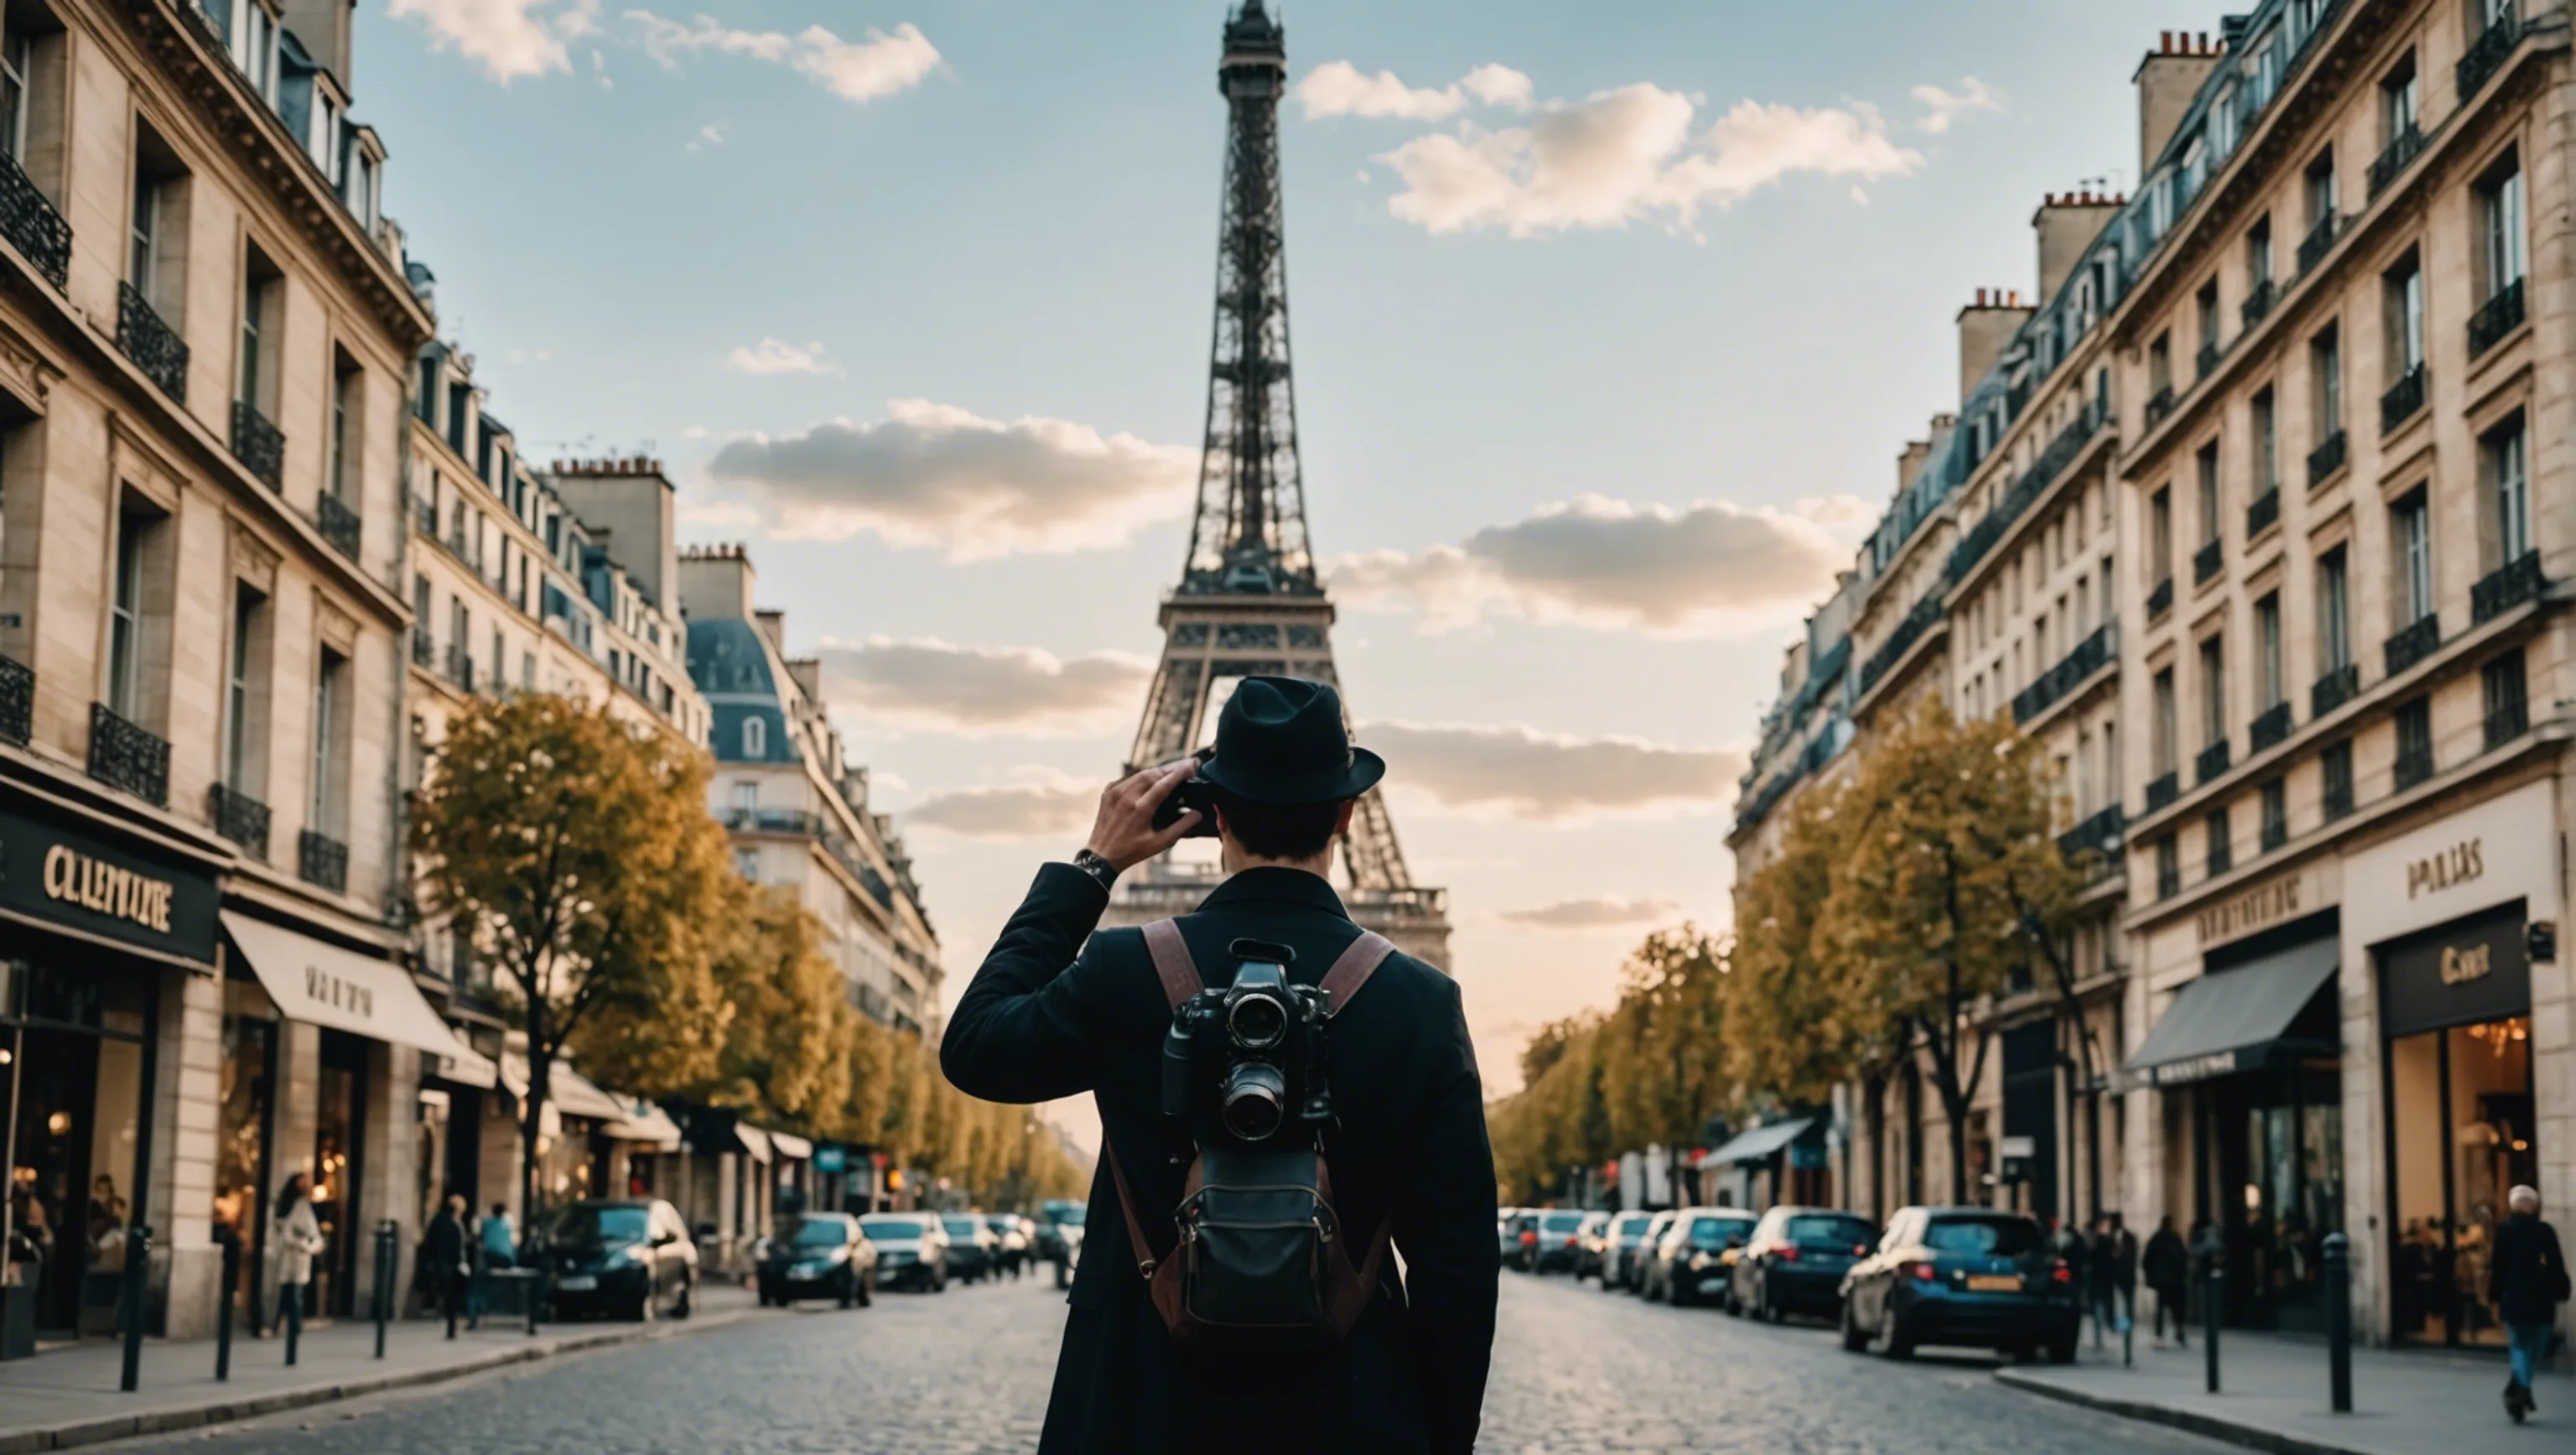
[1724,794,1867,1109]
[1818,703,2061,1204]
[1594,927,1730,1156]
[411,695,735,1222]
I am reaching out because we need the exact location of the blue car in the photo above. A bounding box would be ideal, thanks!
[1838,1207,2079,1362]
[1727,1206,1876,1320]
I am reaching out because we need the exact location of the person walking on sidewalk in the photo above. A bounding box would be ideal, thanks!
[269,1173,326,1346]
[2490,1184,2570,1424]
[423,1195,470,1333]
[2143,1214,2189,1349]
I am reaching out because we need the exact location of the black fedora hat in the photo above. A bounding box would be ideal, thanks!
[1197,677,1384,805]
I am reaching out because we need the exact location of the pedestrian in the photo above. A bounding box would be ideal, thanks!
[2050,1215,2090,1307]
[943,678,1498,1455]
[269,1173,326,1351]
[2143,1213,2189,1349]
[423,1195,470,1336]
[2489,1184,2570,1424]
[473,1202,516,1330]
[2085,1215,2121,1348]
[2107,1213,2137,1342]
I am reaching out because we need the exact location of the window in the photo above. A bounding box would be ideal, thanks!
[2260,776,2288,851]
[344,147,377,231]
[224,586,264,790]
[490,626,503,687]
[127,165,158,293]
[0,23,28,163]
[2317,547,2351,671]
[2304,148,2337,229]
[521,652,534,690]
[2478,150,2526,299]
[310,93,341,186]
[2150,488,2173,581]
[2199,637,2226,746]
[2322,740,2355,820]
[2256,595,2283,709]
[2386,252,2425,372]
[2156,834,2181,899]
[327,355,359,501]
[2206,808,2233,876]
[2483,650,2528,747]
[2195,442,2221,546]
[732,781,759,813]
[2483,415,2530,564]
[2247,216,2272,286]
[2381,52,2420,142]
[2252,388,2277,496]
[310,647,347,834]
[236,253,275,413]
[2394,491,2433,623]
[742,715,767,759]
[2311,325,2342,439]
[107,513,148,717]
[2153,668,2178,775]
[2148,334,2172,396]
[2196,281,2221,365]
[735,849,760,881]
[2394,695,2433,789]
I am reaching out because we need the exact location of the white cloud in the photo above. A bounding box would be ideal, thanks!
[1461,64,1535,111]
[700,399,1197,561]
[689,122,725,149]
[389,0,599,82]
[1361,720,1746,823]
[1911,76,2003,133]
[906,770,1096,839]
[812,637,1150,736]
[1498,896,1681,929]
[724,338,840,377]
[1330,495,1866,638]
[1295,60,1533,121]
[624,12,938,103]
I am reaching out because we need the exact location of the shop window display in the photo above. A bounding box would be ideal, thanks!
[2390,1016,2535,1347]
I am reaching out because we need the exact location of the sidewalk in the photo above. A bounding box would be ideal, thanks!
[0,1285,767,1454]
[1997,1327,2563,1455]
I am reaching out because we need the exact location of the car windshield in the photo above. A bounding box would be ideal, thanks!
[548,1206,648,1245]
[1614,1214,1654,1238]
[986,1217,1018,1230]
[1541,1213,1585,1234]
[1924,1216,2044,1256]
[787,1219,849,1248]
[1687,1216,1750,1248]
[1054,1208,1085,1228]
[862,1219,927,1240]
[942,1218,982,1238]
[1786,1214,1876,1248]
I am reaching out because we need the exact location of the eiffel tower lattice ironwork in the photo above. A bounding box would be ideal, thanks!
[1104,0,1451,971]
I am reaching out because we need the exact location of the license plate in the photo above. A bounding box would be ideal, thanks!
[555,1276,597,1291]
[1966,1274,2020,1291]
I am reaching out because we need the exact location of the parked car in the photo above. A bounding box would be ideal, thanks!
[1838,1207,2079,1363]
[1573,1211,1620,1281]
[1727,1206,1877,1321]
[859,1213,949,1292]
[1033,1201,1084,1264]
[1495,1208,1522,1265]
[985,1214,1032,1277]
[1642,1208,1757,1306]
[1595,1211,1658,1291]
[1529,1209,1592,1274]
[1505,1209,1544,1271]
[1622,1211,1677,1293]
[758,1212,878,1309]
[538,1198,696,1322]
[941,1213,1001,1283]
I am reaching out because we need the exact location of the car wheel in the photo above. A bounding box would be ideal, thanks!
[1839,1298,1869,1352]
[1873,1309,1913,1361]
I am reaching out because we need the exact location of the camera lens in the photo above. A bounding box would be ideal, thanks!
[1219,1061,1287,1141]
[1227,991,1289,1050]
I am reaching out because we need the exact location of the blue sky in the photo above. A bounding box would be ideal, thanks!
[359,0,2212,1093]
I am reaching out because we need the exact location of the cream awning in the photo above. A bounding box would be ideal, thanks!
[766,1130,813,1161]
[497,1053,631,1123]
[222,912,496,1085]
[605,1100,683,1151]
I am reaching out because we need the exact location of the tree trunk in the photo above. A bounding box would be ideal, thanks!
[1863,1068,1887,1222]
[519,999,549,1236]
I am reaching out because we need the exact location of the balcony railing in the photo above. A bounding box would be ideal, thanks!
[2487,684,2529,751]
[2194,539,2223,585]
[2240,278,2275,330]
[2057,803,2126,881]
[2307,429,2348,486]
[2246,488,2280,539]
[2012,621,2116,725]
[2295,213,2340,274]
[2368,124,2427,200]
[0,651,29,746]
[2379,364,2426,434]
[2468,277,2526,359]
[2472,549,2544,625]
[2147,771,2180,813]
[116,283,187,403]
[0,148,70,290]
[2143,385,2176,430]
[2395,741,2435,792]
[2458,10,2521,101]
[299,828,349,892]
[1944,408,2103,585]
[87,702,169,807]
[410,628,435,668]
[444,643,476,692]
[230,399,284,490]
[2249,701,2293,754]
[2195,340,2221,382]
[2385,613,2441,676]
[1855,595,1945,698]
[2311,662,2360,718]
[2195,740,2232,786]
[2146,577,2174,620]
[316,491,361,560]
[207,782,271,858]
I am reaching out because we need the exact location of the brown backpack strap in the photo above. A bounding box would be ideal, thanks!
[1140,918,1203,1009]
[1104,1144,1192,1333]
[1319,931,1398,1018]
[1313,1156,1395,1334]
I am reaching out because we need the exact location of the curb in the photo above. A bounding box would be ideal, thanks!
[1995,1369,2366,1455]
[0,1308,769,1455]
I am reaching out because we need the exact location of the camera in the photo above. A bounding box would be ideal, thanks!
[1149,748,1221,839]
[1160,939,1333,1142]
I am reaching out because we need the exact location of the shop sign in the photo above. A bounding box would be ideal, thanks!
[2378,902,2530,1040]
[813,1146,847,1174]
[2197,872,2309,947]
[0,804,219,963]
[2149,1050,2242,1086]
[2405,838,2484,900]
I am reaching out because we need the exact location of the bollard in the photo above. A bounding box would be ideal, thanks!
[2323,1231,2351,1413]
[215,1234,240,1383]
[371,1221,397,1359]
[285,1284,301,1366]
[2201,1242,2223,1394]
[528,1267,545,1338]
[117,1224,152,1394]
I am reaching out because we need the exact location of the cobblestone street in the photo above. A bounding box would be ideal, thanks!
[119,1270,2239,1454]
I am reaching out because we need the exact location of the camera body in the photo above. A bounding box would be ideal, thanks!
[1149,748,1222,839]
[1160,940,1333,1142]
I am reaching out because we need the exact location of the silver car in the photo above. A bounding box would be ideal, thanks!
[858,1213,950,1293]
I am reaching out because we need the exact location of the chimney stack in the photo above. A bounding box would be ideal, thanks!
[1956,289,2036,398]
[2033,190,2127,301]
[2136,29,2225,177]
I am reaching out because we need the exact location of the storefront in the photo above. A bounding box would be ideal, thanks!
[0,795,221,1358]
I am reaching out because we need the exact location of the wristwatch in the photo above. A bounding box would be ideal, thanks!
[1071,849,1119,895]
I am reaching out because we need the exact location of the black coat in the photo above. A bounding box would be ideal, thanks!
[422,1211,467,1285]
[943,865,1499,1455]
[2142,1228,2189,1289]
[2488,1213,2571,1324]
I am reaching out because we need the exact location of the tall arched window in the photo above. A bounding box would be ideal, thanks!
[742,715,766,759]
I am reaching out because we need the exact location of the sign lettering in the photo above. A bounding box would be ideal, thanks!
[304,963,376,1021]
[2197,874,2302,945]
[41,844,174,933]
[2406,838,2485,899]
[2439,942,2492,986]
[2151,1051,2241,1085]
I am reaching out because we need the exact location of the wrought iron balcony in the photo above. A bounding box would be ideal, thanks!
[1943,408,2102,585]
[2307,429,2347,486]
[2146,771,2180,813]
[2368,124,2427,201]
[2379,364,2425,434]
[299,828,349,893]
[2195,340,2220,382]
[2146,576,2174,620]
[2458,10,2521,101]
[2296,214,2340,274]
[2472,549,2544,625]
[2395,741,2435,792]
[207,782,271,858]
[2195,740,2232,786]
[444,643,476,692]
[2249,701,2293,754]
[2143,385,2176,430]
[316,492,362,561]
[410,628,435,668]
[1856,595,1945,698]
[2468,277,2526,359]
[2012,621,2116,726]
[116,283,187,403]
[2194,538,2223,585]
[2384,613,2440,676]
[0,650,29,746]
[2246,488,2280,539]
[229,399,283,490]
[87,702,169,807]
[2240,278,2275,330]
[2056,803,2126,881]
[0,148,70,290]
[2311,662,2360,718]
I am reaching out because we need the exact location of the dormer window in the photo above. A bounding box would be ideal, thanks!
[311,91,341,185]
[239,3,278,107]
[742,715,767,759]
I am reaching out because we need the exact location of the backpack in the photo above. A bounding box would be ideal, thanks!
[1105,919,1398,1354]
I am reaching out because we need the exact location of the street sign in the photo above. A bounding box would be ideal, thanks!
[1999,1135,2037,1159]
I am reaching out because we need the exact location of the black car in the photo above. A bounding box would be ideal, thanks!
[1727,1206,1876,1321]
[940,1213,1000,1283]
[1839,1207,2079,1362]
[1528,1210,1592,1274]
[539,1198,695,1322]
[1644,1208,1757,1306]
[758,1213,878,1308]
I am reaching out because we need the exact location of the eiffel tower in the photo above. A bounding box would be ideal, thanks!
[1104,0,1452,971]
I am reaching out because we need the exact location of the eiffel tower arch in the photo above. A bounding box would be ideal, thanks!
[1103,0,1452,972]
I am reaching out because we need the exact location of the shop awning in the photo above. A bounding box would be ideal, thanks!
[734,1125,773,1163]
[766,1130,813,1161]
[605,1100,683,1151]
[2123,937,2340,1087]
[223,912,497,1085]
[1704,1117,1815,1166]
[497,1053,631,1123]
